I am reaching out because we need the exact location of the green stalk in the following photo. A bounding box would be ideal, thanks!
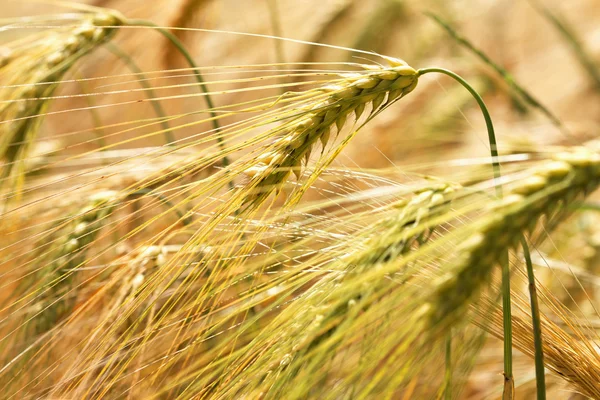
[500,251,513,399]
[520,235,546,399]
[127,19,231,170]
[418,67,513,397]
[417,68,500,185]
[444,333,452,400]
[105,43,175,145]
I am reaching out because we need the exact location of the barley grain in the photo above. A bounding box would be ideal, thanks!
[426,147,600,328]
[241,59,418,207]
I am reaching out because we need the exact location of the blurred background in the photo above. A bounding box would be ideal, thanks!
[5,0,600,169]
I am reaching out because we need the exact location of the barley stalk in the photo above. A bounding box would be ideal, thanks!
[520,236,546,399]
[240,57,418,208]
[476,292,600,399]
[425,147,600,328]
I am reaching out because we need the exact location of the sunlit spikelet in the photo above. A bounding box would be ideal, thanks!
[238,58,418,209]
[426,147,600,328]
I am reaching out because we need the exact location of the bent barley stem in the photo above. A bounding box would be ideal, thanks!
[127,19,231,170]
[418,67,513,397]
[417,68,500,186]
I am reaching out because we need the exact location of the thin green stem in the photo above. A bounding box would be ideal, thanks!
[127,19,231,171]
[521,235,546,399]
[418,67,513,397]
[500,251,514,398]
[417,68,500,188]
[105,43,175,145]
[444,333,452,400]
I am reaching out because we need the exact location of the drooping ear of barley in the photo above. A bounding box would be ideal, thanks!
[425,146,600,329]
[119,58,425,306]
[24,190,119,335]
[0,11,123,192]
[238,57,419,209]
